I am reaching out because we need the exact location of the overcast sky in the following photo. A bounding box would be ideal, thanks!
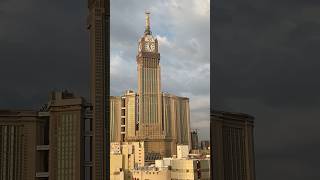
[213,0,320,179]
[110,0,210,141]
[0,0,319,179]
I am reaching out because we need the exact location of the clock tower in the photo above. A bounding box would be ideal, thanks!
[136,12,163,139]
[111,11,191,162]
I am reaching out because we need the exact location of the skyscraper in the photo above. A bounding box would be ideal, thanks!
[191,130,199,150]
[211,111,256,180]
[87,0,109,179]
[47,91,92,180]
[110,12,191,161]
[0,110,47,180]
[0,91,93,180]
[136,12,162,139]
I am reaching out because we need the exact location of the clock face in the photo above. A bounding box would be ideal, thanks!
[144,42,155,52]
[144,43,150,51]
[150,43,155,51]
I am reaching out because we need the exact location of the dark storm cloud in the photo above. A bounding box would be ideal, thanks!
[0,0,89,108]
[214,0,320,108]
[213,0,320,179]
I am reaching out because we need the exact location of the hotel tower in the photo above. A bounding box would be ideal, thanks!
[110,12,191,162]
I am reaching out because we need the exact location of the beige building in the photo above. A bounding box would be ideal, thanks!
[0,91,93,180]
[110,96,121,142]
[110,154,124,180]
[132,167,171,180]
[0,110,48,180]
[177,144,189,159]
[110,12,191,162]
[211,111,256,180]
[131,156,210,180]
[171,159,210,180]
[110,141,145,180]
[48,91,91,180]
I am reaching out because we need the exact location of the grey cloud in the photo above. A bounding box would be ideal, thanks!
[0,0,89,109]
[213,0,320,178]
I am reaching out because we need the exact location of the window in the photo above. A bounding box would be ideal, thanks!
[84,118,92,132]
[84,166,92,180]
[84,136,92,161]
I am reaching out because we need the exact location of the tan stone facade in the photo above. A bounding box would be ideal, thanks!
[132,168,171,180]
[48,91,90,180]
[110,141,145,180]
[131,157,210,180]
[171,159,210,180]
[0,110,47,180]
[211,111,256,180]
[0,91,94,180]
[110,154,124,180]
[110,96,121,142]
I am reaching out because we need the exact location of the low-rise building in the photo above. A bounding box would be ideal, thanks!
[171,159,210,180]
[110,141,145,180]
[177,144,189,159]
[132,167,171,180]
[110,154,124,180]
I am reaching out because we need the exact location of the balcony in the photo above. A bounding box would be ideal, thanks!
[35,172,49,178]
[38,112,49,117]
[36,145,49,151]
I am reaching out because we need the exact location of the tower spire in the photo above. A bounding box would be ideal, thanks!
[145,11,151,35]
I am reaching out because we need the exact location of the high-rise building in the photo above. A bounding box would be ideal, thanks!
[110,12,191,161]
[191,130,199,150]
[0,91,93,180]
[47,91,92,180]
[0,110,48,180]
[136,12,162,139]
[87,0,110,179]
[211,111,256,180]
[110,96,121,142]
[200,140,210,150]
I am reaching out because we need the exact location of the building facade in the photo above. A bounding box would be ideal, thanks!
[87,0,109,179]
[110,12,191,161]
[0,110,48,180]
[211,111,256,180]
[47,91,92,180]
[132,168,171,180]
[132,157,210,180]
[200,140,210,150]
[191,130,199,150]
[110,141,145,180]
[110,96,121,142]
[0,91,94,180]
[170,159,210,180]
